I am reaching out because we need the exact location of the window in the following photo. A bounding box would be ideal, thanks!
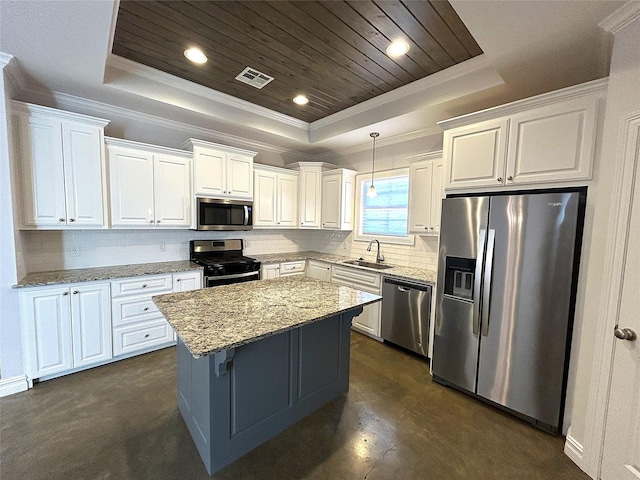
[355,169,414,245]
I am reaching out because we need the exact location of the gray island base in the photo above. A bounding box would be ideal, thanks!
[152,277,381,475]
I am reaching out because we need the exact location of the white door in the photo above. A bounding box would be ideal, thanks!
[62,121,105,227]
[21,287,73,378]
[226,155,253,199]
[254,170,277,227]
[321,173,341,229]
[277,172,298,227]
[19,115,67,227]
[173,271,203,292]
[408,161,431,233]
[194,148,225,197]
[70,283,112,368]
[153,154,191,228]
[108,146,154,227]
[444,118,509,190]
[601,120,640,480]
[299,168,321,228]
[429,159,445,234]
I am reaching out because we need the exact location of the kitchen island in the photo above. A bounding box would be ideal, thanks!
[153,276,381,475]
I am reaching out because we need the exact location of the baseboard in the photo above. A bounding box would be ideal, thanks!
[0,375,29,397]
[564,433,584,462]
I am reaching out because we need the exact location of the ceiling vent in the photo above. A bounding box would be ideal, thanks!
[235,67,274,89]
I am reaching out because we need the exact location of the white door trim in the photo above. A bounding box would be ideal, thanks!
[579,110,640,477]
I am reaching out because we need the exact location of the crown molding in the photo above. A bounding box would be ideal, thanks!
[105,54,309,131]
[12,100,110,126]
[20,85,307,157]
[405,150,443,163]
[182,138,257,157]
[0,53,28,94]
[309,54,496,133]
[438,77,608,130]
[312,125,443,161]
[105,136,191,157]
[599,1,640,34]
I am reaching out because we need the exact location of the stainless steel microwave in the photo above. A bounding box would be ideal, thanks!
[195,197,253,231]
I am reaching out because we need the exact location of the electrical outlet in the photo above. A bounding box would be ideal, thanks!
[71,245,81,257]
[159,242,166,252]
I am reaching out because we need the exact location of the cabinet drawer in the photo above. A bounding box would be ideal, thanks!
[111,275,173,297]
[111,294,169,327]
[113,320,174,356]
[280,260,306,275]
[331,265,381,290]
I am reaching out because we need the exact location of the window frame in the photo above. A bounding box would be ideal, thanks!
[354,167,415,246]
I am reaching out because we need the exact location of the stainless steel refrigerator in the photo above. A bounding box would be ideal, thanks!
[432,190,584,433]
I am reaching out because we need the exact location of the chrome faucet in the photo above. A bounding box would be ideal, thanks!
[367,239,385,263]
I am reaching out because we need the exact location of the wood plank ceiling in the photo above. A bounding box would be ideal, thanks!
[112,1,483,123]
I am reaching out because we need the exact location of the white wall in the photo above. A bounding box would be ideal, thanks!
[565,12,640,477]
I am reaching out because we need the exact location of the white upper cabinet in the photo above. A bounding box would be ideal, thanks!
[444,118,509,190]
[408,152,445,235]
[321,169,356,230]
[184,139,256,200]
[289,162,336,229]
[13,102,109,229]
[440,80,606,191]
[253,165,298,228]
[106,138,191,228]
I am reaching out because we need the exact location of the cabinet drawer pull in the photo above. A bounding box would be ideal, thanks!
[144,334,150,338]
[142,284,147,288]
[143,307,149,311]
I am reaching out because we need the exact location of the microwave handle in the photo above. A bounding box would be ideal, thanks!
[244,205,249,225]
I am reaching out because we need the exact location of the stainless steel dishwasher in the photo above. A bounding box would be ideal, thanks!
[381,277,432,357]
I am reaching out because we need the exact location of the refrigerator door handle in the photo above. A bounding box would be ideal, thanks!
[473,229,487,335]
[481,229,496,336]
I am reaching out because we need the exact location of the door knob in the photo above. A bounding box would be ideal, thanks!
[614,327,637,341]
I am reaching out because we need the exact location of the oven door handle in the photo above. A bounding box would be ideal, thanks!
[206,271,259,282]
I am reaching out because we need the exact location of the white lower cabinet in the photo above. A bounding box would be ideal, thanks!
[279,260,305,277]
[111,273,174,356]
[20,270,202,383]
[21,283,112,379]
[306,260,332,282]
[261,264,280,279]
[331,265,382,339]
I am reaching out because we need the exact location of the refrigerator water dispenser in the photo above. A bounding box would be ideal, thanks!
[443,257,475,300]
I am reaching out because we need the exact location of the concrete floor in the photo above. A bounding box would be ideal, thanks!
[1,333,589,480]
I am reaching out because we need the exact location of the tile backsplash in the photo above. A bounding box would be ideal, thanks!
[21,228,439,273]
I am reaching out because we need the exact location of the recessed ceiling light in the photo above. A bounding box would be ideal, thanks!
[184,47,207,64]
[293,95,309,105]
[386,40,410,58]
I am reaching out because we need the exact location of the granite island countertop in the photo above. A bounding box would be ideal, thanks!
[14,260,203,288]
[153,276,381,358]
[251,251,437,284]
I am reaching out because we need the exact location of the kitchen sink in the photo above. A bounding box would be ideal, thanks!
[343,259,393,270]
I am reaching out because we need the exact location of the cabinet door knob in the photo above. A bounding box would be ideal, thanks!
[157,220,161,224]
[149,220,154,223]
[62,291,69,296]
[144,307,149,311]
[507,176,513,181]
[142,284,147,288]
[73,290,79,294]
[69,218,75,222]
[176,278,181,282]
[59,218,65,222]
[497,177,503,182]
[144,334,150,338]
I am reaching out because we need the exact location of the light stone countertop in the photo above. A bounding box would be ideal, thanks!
[14,260,203,288]
[252,251,437,284]
[153,276,381,358]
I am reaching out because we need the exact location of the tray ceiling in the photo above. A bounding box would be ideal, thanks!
[112,0,482,123]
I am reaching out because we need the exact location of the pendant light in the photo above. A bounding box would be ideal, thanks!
[366,132,379,198]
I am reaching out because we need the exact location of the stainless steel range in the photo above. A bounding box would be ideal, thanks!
[190,239,261,288]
